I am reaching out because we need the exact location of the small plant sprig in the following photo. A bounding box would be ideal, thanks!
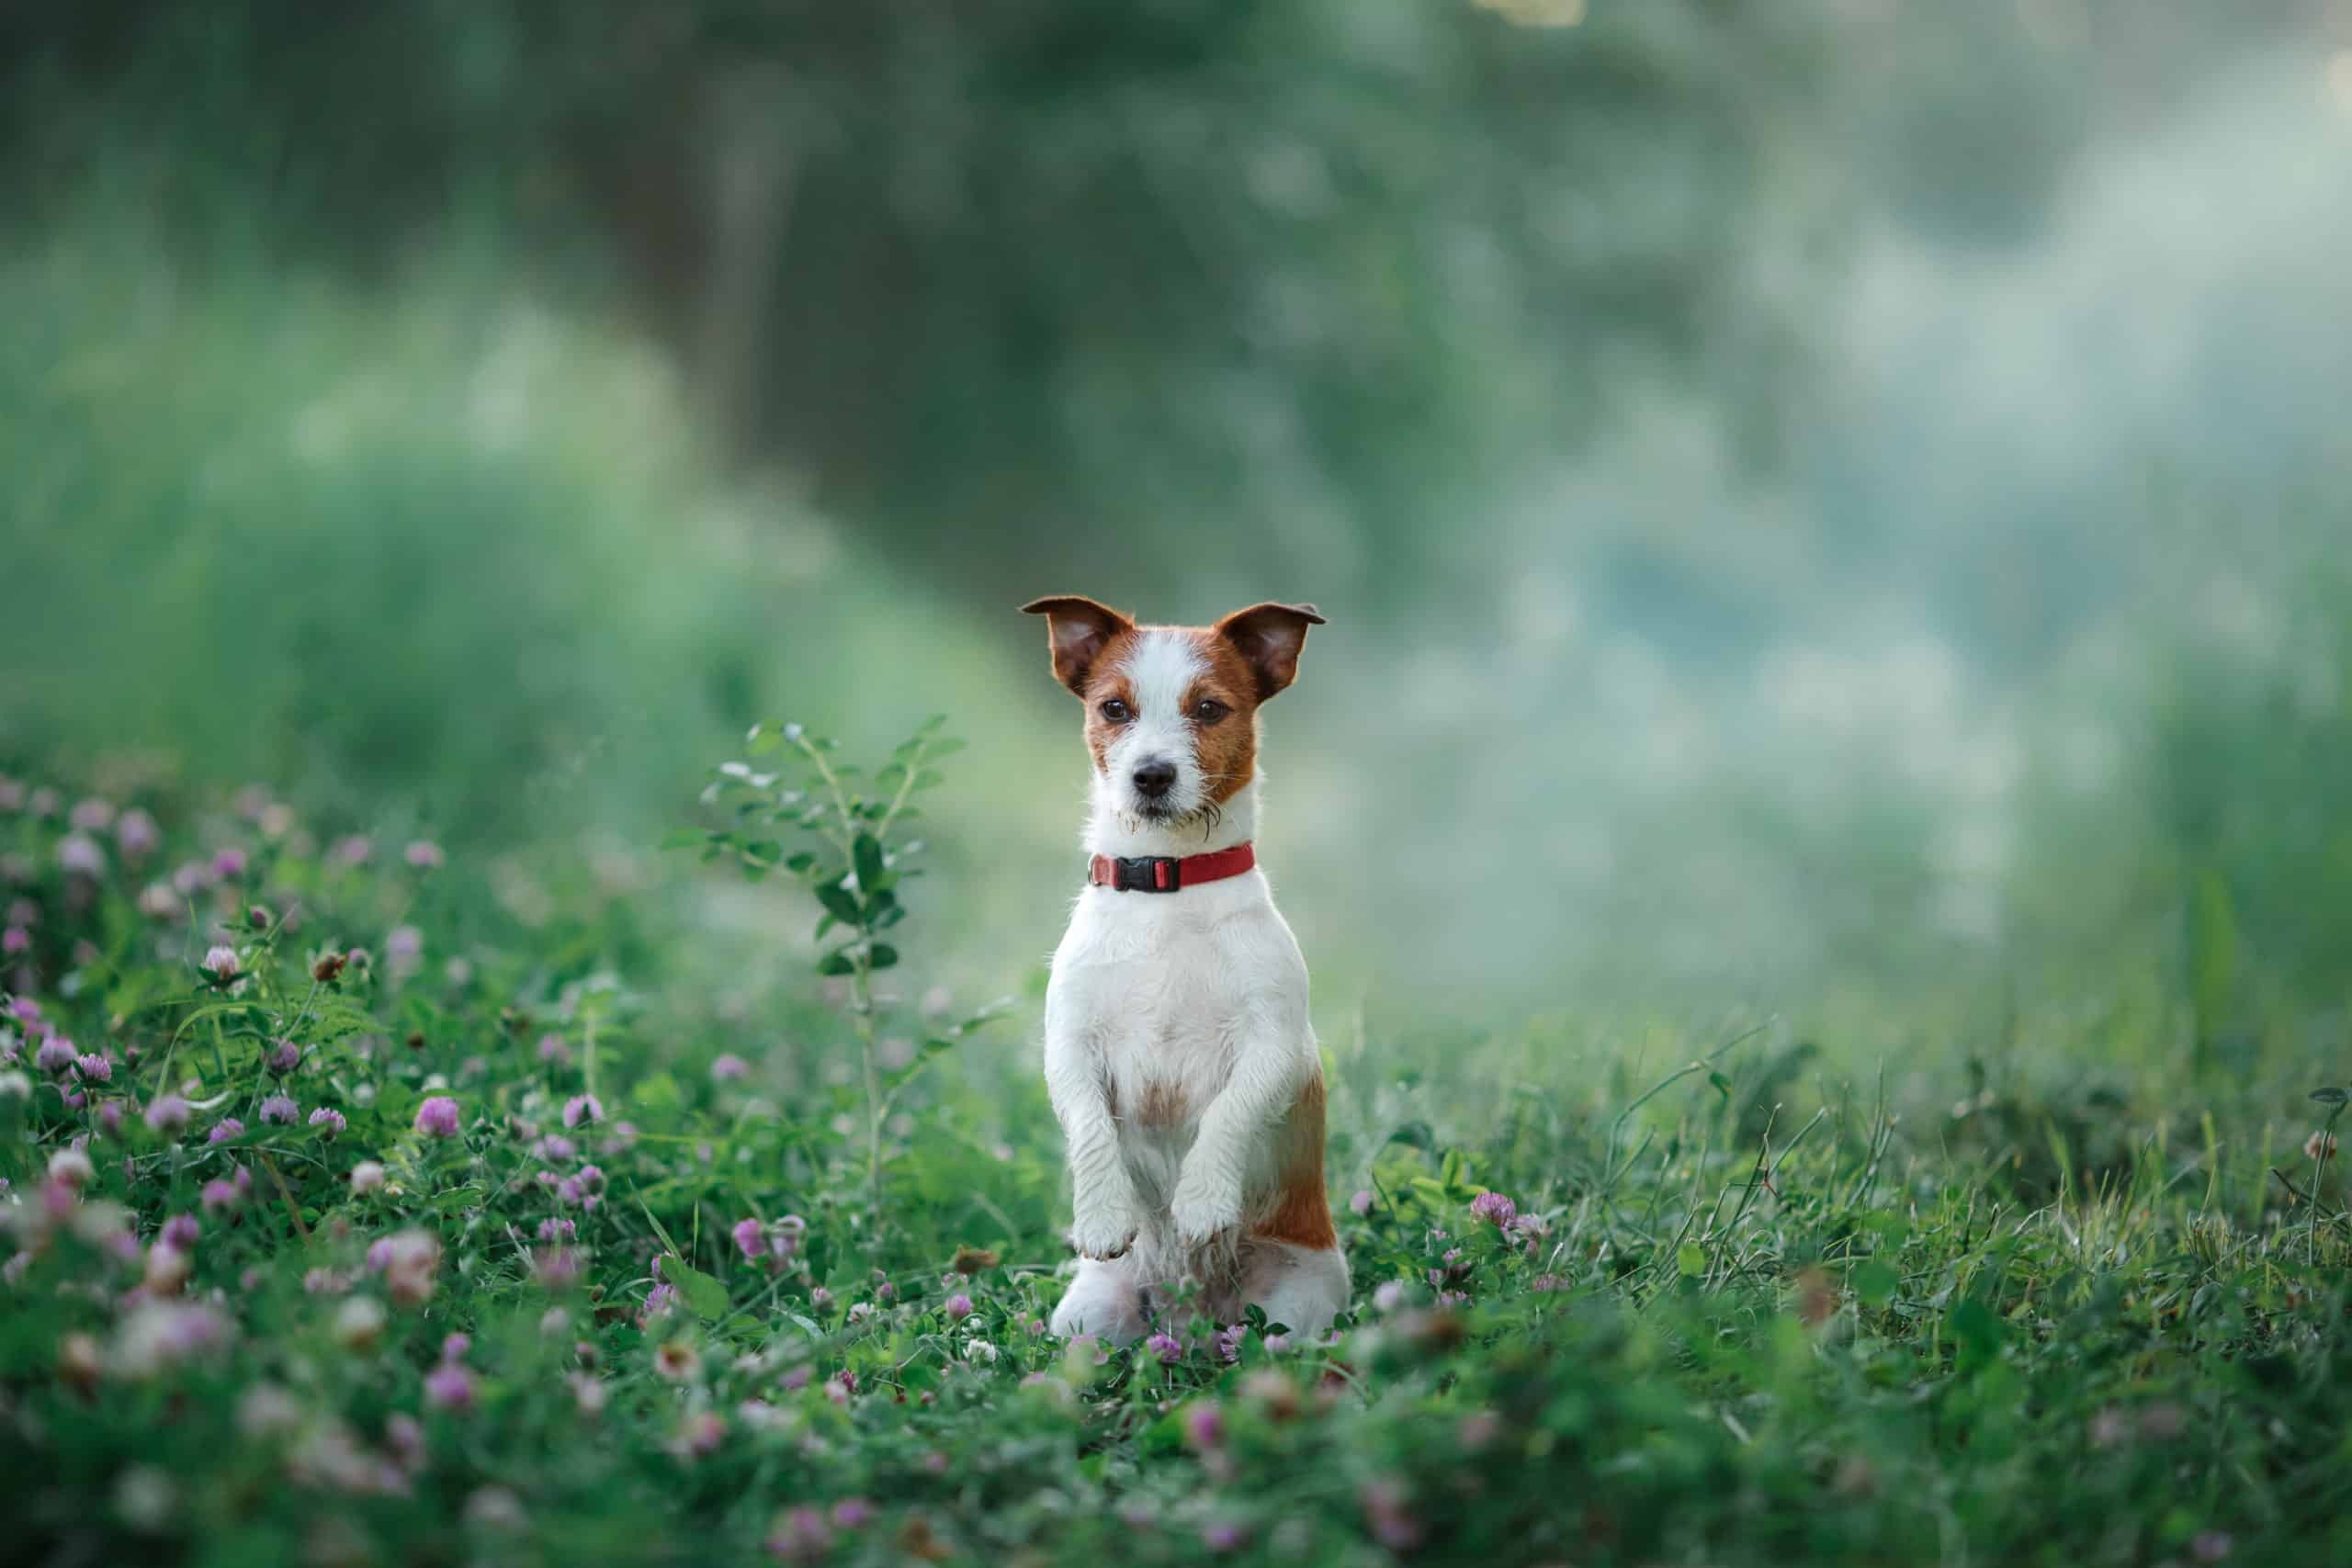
[2307,1083,2348,1262]
[673,716,1001,1224]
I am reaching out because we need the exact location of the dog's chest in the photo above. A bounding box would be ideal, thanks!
[1047,877,1283,1111]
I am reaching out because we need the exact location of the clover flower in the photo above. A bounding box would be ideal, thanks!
[333,1295,387,1349]
[143,1242,192,1294]
[58,834,107,877]
[465,1486,527,1531]
[35,1036,75,1075]
[532,1247,582,1289]
[74,1052,112,1083]
[710,1054,751,1082]
[309,1108,345,1140]
[1469,1190,1518,1230]
[402,840,445,870]
[137,883,177,920]
[208,1118,245,1145]
[535,1033,571,1066]
[236,1383,303,1438]
[266,1040,301,1075]
[210,848,247,880]
[161,1213,199,1250]
[349,1160,386,1194]
[48,1146,96,1188]
[413,1096,460,1137]
[259,1095,300,1125]
[1200,1521,1246,1553]
[2307,1130,2338,1163]
[376,1230,443,1307]
[654,1340,702,1382]
[562,1093,602,1129]
[200,1179,242,1213]
[116,809,160,860]
[1183,1401,1226,1450]
[1360,1478,1425,1551]
[1144,1332,1182,1363]
[766,1506,832,1562]
[945,1292,974,1323]
[199,946,241,984]
[423,1362,474,1412]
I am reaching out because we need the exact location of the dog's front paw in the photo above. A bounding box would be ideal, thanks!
[1069,1204,1139,1262]
[1170,1173,1242,1253]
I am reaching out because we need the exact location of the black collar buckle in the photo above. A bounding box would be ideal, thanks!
[1113,854,1181,893]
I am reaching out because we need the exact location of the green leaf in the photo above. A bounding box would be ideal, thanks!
[2312,1088,2349,1105]
[631,1073,683,1115]
[816,949,856,977]
[1851,1259,1899,1308]
[662,1256,730,1322]
[868,942,899,970]
[814,880,862,925]
[1677,1243,1707,1278]
[852,833,888,890]
[745,724,782,757]
[1948,1297,2005,1368]
[1385,1121,1435,1152]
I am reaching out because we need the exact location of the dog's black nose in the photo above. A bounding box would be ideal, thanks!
[1131,759,1178,799]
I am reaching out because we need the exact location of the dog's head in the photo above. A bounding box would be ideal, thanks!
[1019,597,1325,829]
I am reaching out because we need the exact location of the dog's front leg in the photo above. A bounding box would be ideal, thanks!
[1046,1034,1140,1260]
[1170,1030,1303,1254]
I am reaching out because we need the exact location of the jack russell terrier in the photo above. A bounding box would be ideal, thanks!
[1019,595,1350,1344]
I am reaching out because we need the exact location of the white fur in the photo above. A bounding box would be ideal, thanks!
[1043,630,1349,1341]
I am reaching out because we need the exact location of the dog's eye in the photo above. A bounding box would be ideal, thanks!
[1098,699,1131,723]
[1192,699,1230,724]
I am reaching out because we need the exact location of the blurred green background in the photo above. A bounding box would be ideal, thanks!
[6,1,2351,1067]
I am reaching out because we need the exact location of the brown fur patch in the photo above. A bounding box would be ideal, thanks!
[1254,1072,1339,1250]
[1134,1080,1191,1128]
[1177,628,1262,807]
[1079,641,1142,774]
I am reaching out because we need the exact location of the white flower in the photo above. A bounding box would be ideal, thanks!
[334,1294,388,1350]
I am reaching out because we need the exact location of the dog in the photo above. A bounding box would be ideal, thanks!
[1019,595,1350,1344]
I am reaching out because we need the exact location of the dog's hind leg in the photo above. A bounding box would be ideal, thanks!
[1237,1240,1351,1339]
[1049,1256,1151,1342]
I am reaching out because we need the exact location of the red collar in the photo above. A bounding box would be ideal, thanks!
[1087,842,1256,894]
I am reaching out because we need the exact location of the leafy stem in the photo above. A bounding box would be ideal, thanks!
[675,715,983,1235]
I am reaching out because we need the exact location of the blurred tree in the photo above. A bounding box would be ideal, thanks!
[3,0,1833,610]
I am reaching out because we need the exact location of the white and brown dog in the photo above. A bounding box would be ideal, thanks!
[1020,595,1349,1343]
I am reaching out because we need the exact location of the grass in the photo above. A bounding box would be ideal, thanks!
[4,743,2351,1568]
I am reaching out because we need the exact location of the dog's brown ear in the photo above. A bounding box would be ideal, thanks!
[1214,602,1326,702]
[1019,596,1136,696]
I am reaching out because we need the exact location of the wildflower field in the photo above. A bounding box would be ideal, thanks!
[4,723,2350,1568]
